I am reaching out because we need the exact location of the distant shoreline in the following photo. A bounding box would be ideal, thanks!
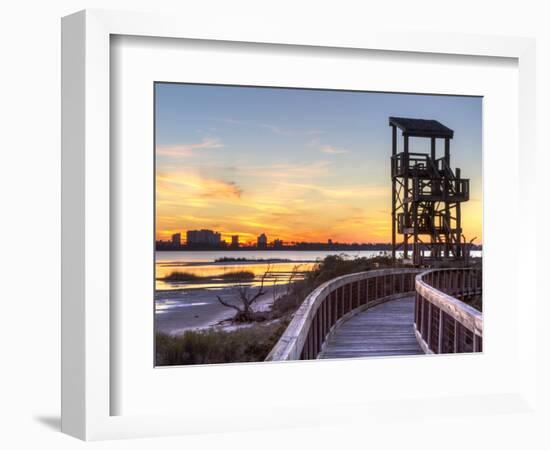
[156,247,397,252]
[156,259,318,267]
[155,247,482,252]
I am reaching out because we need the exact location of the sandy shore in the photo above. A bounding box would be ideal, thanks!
[155,284,285,335]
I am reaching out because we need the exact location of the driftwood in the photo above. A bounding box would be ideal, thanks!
[216,266,271,322]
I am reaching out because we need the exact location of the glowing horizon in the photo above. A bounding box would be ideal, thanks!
[155,84,483,245]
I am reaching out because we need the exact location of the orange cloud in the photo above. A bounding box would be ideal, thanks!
[157,172,242,199]
[155,160,481,245]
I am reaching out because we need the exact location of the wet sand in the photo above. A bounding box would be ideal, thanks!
[155,284,285,335]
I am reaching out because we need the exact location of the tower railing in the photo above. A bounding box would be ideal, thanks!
[415,242,474,265]
[265,269,422,361]
[392,152,438,177]
[414,268,482,354]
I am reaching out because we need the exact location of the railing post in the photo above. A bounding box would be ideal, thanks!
[328,291,333,328]
[305,329,310,360]
[438,309,443,354]
[344,284,348,313]
[473,334,481,353]
[337,287,341,320]
[452,270,457,292]
[310,314,317,359]
[419,294,423,332]
[326,299,329,334]
[319,307,323,354]
[427,302,432,351]
[453,320,458,353]
[321,301,326,348]
[414,292,419,330]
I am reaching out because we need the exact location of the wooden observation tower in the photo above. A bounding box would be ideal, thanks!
[389,117,470,266]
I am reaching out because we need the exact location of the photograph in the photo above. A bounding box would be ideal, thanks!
[153,83,483,366]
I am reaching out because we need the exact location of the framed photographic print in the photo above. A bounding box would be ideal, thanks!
[62,9,538,441]
[153,83,483,366]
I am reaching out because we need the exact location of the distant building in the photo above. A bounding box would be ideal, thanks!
[257,233,268,249]
[171,233,181,247]
[328,239,333,246]
[186,229,222,247]
[273,239,283,248]
[231,235,239,248]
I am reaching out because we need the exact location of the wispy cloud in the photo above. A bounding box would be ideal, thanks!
[308,138,350,155]
[260,123,325,136]
[320,145,349,155]
[234,161,332,179]
[214,117,323,137]
[156,137,223,158]
[278,182,387,200]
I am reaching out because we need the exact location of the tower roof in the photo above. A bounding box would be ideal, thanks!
[389,117,454,138]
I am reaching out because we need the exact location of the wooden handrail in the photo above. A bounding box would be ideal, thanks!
[266,268,423,361]
[414,268,482,354]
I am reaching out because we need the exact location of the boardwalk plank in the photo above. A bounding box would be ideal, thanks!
[319,296,423,359]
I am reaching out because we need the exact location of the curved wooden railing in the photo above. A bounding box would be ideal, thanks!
[414,268,482,354]
[266,268,422,361]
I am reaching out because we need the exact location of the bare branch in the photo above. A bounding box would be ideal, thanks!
[286,264,302,294]
[248,265,271,306]
[215,295,242,312]
[215,265,273,321]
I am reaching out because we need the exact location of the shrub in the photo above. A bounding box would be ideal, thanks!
[161,270,255,283]
[270,255,399,318]
[162,271,201,282]
[219,270,255,281]
[155,320,289,366]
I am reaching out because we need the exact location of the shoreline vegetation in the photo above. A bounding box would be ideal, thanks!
[155,255,483,366]
[156,258,317,269]
[160,270,256,283]
[214,256,292,263]
[156,320,290,365]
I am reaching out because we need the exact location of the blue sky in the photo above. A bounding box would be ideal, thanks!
[155,83,482,244]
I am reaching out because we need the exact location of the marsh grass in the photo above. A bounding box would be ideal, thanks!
[162,271,201,282]
[218,270,255,281]
[155,319,289,366]
[161,270,255,283]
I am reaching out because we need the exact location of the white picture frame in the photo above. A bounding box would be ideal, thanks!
[61,9,538,441]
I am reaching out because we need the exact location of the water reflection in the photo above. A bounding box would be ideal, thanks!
[155,261,317,291]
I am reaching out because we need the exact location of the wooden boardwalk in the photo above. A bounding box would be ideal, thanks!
[319,296,423,359]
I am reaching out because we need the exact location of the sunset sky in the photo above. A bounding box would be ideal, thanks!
[155,83,482,245]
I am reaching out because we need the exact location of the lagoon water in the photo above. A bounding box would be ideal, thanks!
[155,249,481,291]
[156,249,393,264]
[156,250,393,290]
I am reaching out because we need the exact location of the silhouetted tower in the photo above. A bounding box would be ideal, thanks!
[389,117,470,265]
